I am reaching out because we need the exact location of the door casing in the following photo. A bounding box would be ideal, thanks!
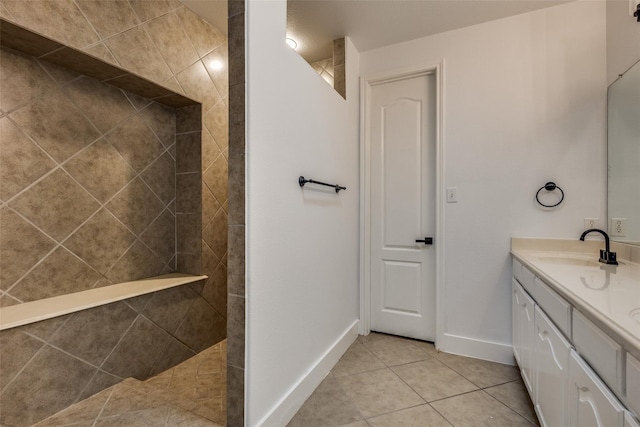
[359,61,445,347]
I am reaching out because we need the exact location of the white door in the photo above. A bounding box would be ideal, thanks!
[369,73,436,341]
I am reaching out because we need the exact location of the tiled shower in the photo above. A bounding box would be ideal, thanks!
[0,0,231,424]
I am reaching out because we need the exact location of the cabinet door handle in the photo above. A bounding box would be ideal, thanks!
[416,237,434,245]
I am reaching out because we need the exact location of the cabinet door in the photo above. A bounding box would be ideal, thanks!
[514,280,536,396]
[513,279,522,365]
[535,306,572,427]
[568,350,625,427]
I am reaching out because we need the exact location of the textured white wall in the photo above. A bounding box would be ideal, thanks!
[360,0,607,362]
[245,1,361,425]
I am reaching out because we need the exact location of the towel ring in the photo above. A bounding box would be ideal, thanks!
[536,182,564,208]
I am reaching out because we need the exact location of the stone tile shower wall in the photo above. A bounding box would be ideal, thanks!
[0,0,229,316]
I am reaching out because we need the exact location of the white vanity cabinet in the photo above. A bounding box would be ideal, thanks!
[513,279,536,395]
[534,306,571,427]
[568,350,626,427]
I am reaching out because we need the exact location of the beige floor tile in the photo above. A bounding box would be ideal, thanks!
[358,333,436,366]
[366,404,452,427]
[485,380,539,425]
[336,368,425,418]
[430,390,534,427]
[339,421,370,427]
[332,341,386,377]
[436,352,520,388]
[287,374,363,427]
[392,358,478,402]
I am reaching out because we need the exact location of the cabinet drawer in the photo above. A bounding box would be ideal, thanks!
[535,278,571,338]
[513,258,536,296]
[569,350,625,427]
[627,353,640,416]
[573,310,624,397]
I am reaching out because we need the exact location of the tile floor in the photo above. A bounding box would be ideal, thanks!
[288,333,539,427]
[32,340,226,426]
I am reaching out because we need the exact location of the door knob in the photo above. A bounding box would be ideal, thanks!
[415,237,433,245]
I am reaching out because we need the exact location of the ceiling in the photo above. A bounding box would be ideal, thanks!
[181,0,571,63]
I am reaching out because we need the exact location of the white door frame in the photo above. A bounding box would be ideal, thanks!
[359,60,445,346]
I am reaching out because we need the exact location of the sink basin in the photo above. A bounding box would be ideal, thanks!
[536,256,600,267]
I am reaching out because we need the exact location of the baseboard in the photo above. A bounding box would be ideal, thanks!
[257,320,360,427]
[438,332,515,365]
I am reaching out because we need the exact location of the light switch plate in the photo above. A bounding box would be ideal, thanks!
[446,187,458,203]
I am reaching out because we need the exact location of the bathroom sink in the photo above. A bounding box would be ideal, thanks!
[536,256,600,267]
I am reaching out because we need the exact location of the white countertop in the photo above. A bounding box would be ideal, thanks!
[512,238,640,357]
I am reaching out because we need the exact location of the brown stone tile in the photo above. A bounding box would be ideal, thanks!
[336,368,424,419]
[334,64,346,99]
[176,172,202,214]
[0,293,20,307]
[8,168,100,241]
[78,370,122,401]
[0,18,64,59]
[9,89,101,163]
[176,60,221,111]
[0,2,14,20]
[392,358,478,402]
[140,209,176,265]
[106,240,165,284]
[49,302,138,366]
[177,253,202,275]
[105,115,165,173]
[227,13,244,88]
[142,286,198,334]
[0,47,58,113]
[125,92,153,112]
[485,380,539,425]
[203,155,228,204]
[177,213,202,254]
[367,404,451,427]
[203,100,228,152]
[226,364,244,426]
[140,101,177,148]
[176,104,202,134]
[101,316,172,380]
[227,154,245,226]
[42,46,126,81]
[202,187,222,228]
[0,117,56,201]
[2,0,100,50]
[430,390,533,427]
[129,0,177,23]
[202,128,221,170]
[19,314,72,341]
[33,387,113,426]
[63,138,136,203]
[64,76,136,134]
[0,207,55,290]
[75,0,140,39]
[123,293,154,313]
[227,224,245,296]
[144,11,199,75]
[176,132,202,173]
[203,209,227,260]
[436,352,520,389]
[63,208,136,275]
[287,374,362,427]
[228,0,244,18]
[161,76,186,96]
[140,151,176,206]
[227,294,244,369]
[333,38,345,66]
[175,6,226,58]
[104,26,172,84]
[9,246,102,302]
[38,59,81,86]
[0,344,96,426]
[202,262,226,316]
[0,329,44,391]
[105,73,177,101]
[359,333,437,366]
[175,298,225,352]
[203,45,229,100]
[106,178,165,235]
[148,338,197,378]
[332,341,385,378]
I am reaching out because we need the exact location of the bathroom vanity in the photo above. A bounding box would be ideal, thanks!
[511,238,640,427]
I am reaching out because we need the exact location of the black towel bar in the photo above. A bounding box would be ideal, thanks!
[299,176,346,193]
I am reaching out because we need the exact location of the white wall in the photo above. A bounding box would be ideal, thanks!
[360,0,607,362]
[245,1,361,425]
[607,0,640,84]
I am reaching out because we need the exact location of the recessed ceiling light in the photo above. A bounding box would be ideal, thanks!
[286,37,298,50]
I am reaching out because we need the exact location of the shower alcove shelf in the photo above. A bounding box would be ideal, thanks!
[0,273,208,330]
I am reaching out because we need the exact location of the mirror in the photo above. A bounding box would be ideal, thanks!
[608,58,640,245]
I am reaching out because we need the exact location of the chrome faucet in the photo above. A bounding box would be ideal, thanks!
[579,228,618,265]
